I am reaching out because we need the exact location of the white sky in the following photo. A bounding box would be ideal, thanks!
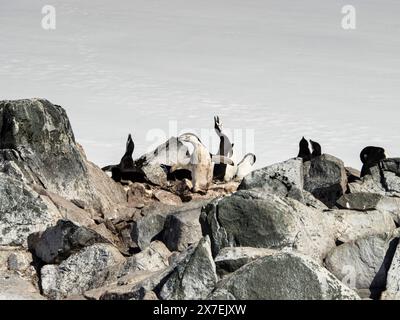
[1,0,399,169]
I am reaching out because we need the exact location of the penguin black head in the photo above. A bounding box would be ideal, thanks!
[360,146,386,165]
[125,133,134,156]
[297,137,311,161]
[310,140,322,157]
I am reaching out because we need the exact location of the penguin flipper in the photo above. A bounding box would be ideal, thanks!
[102,165,118,172]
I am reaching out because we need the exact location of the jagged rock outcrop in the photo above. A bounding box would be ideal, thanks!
[0,99,126,215]
[209,251,360,300]
[200,189,336,263]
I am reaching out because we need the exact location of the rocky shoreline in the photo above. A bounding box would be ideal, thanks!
[1,98,400,300]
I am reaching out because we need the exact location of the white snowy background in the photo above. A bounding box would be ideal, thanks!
[0,0,399,169]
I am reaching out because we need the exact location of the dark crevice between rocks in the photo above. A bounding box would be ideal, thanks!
[369,237,399,300]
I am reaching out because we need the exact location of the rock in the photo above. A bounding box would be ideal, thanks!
[381,241,400,300]
[200,190,336,263]
[0,173,61,247]
[32,186,95,226]
[327,209,396,243]
[125,241,171,272]
[127,183,153,208]
[0,248,33,274]
[337,193,400,224]
[214,247,276,275]
[209,251,359,300]
[348,174,386,195]
[41,243,125,299]
[7,251,33,273]
[0,99,126,215]
[97,237,217,300]
[346,167,361,183]
[302,190,329,210]
[28,219,115,264]
[238,158,304,202]
[133,137,190,187]
[162,200,207,251]
[153,190,182,206]
[158,236,218,300]
[324,231,400,299]
[130,204,178,250]
[303,154,348,208]
[0,272,44,300]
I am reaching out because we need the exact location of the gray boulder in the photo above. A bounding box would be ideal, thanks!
[238,158,304,202]
[158,236,217,300]
[209,251,359,300]
[28,219,114,264]
[0,173,61,247]
[337,193,400,224]
[0,99,126,214]
[130,204,179,250]
[200,190,336,263]
[41,243,125,299]
[162,200,207,252]
[327,209,396,243]
[303,154,348,208]
[325,231,400,298]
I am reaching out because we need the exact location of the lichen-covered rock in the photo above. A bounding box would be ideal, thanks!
[41,243,125,299]
[0,99,126,214]
[200,190,336,263]
[303,154,348,208]
[0,174,61,247]
[209,251,359,300]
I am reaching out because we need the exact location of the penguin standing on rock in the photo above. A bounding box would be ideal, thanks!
[297,137,311,162]
[297,137,322,161]
[310,140,322,157]
[360,146,386,177]
[102,133,145,183]
[213,116,235,181]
